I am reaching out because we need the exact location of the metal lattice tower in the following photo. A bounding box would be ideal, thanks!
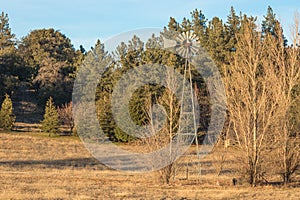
[174,32,201,179]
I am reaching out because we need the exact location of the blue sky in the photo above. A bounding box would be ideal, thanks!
[1,0,299,49]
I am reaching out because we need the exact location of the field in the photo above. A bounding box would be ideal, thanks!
[0,132,299,200]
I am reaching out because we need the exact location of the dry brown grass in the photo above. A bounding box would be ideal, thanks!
[0,132,299,199]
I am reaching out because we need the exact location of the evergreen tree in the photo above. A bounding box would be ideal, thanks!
[41,97,59,136]
[114,126,135,142]
[110,36,146,141]
[225,7,241,53]
[125,35,144,69]
[262,6,277,36]
[167,17,180,32]
[262,6,287,46]
[163,17,182,40]
[78,39,112,102]
[0,12,18,97]
[181,17,192,32]
[18,28,78,105]
[0,94,15,131]
[205,17,227,68]
[75,40,114,140]
[191,9,207,46]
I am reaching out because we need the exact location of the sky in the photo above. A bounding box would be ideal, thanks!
[1,0,299,49]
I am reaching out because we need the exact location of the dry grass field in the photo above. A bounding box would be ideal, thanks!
[0,132,299,200]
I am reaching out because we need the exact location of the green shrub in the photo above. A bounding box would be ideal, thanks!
[114,126,135,142]
[41,97,59,136]
[0,94,15,131]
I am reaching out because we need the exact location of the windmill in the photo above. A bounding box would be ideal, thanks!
[164,31,202,180]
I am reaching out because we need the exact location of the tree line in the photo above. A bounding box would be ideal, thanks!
[0,6,299,186]
[0,11,84,105]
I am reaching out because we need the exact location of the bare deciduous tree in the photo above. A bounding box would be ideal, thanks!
[211,145,226,185]
[223,17,284,186]
[57,102,74,135]
[224,14,300,186]
[141,67,181,184]
[270,13,300,184]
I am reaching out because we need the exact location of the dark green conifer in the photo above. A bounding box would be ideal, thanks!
[0,94,15,131]
[41,97,59,136]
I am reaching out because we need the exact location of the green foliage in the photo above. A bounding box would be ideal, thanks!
[0,7,296,153]
[0,12,19,96]
[95,35,184,142]
[191,9,207,46]
[262,6,277,36]
[205,17,228,67]
[225,7,241,60]
[18,28,80,105]
[76,39,112,103]
[96,91,115,140]
[181,17,192,32]
[167,17,180,32]
[262,6,287,46]
[114,126,135,143]
[0,94,15,130]
[290,85,300,136]
[41,97,59,136]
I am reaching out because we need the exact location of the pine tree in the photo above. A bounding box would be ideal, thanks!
[225,7,241,53]
[261,6,287,46]
[0,12,18,96]
[0,94,15,131]
[205,17,227,68]
[181,17,192,32]
[167,17,180,32]
[18,28,78,105]
[75,40,113,140]
[191,9,207,46]
[262,6,277,36]
[41,97,59,136]
[0,12,15,64]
